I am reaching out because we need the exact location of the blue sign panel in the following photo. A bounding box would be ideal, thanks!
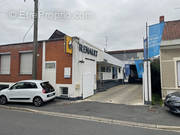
[135,60,144,78]
[148,22,164,58]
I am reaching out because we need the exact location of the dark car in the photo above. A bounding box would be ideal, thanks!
[164,92,180,114]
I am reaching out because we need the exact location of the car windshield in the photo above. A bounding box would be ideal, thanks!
[40,82,55,93]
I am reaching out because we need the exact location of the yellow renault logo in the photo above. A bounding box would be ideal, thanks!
[65,36,73,54]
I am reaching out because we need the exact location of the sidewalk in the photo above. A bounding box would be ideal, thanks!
[4,99,180,127]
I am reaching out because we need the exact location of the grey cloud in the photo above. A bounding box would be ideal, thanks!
[0,0,180,50]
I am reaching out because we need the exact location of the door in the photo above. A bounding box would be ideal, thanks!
[82,59,95,99]
[112,67,117,79]
[43,62,56,89]
[8,82,30,102]
[83,72,94,99]
[177,61,180,87]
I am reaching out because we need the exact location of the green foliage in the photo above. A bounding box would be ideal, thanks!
[152,93,163,106]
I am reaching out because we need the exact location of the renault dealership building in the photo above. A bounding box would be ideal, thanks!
[0,30,124,99]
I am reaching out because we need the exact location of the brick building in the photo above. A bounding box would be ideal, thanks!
[0,30,124,99]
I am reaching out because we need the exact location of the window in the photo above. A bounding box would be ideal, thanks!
[45,63,55,69]
[24,82,37,89]
[105,67,111,72]
[0,54,10,74]
[101,67,106,72]
[0,84,9,90]
[20,52,33,74]
[10,82,37,89]
[11,82,25,89]
[60,87,68,95]
[119,67,122,73]
[41,82,55,93]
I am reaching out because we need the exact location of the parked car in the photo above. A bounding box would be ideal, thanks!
[0,85,9,90]
[0,80,56,107]
[164,92,180,114]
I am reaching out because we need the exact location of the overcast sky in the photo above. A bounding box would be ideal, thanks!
[0,0,180,51]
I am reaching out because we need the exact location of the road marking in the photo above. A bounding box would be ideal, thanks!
[0,105,180,133]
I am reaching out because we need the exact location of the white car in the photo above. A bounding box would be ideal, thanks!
[0,80,56,107]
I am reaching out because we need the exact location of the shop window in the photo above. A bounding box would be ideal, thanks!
[20,52,33,74]
[0,54,10,74]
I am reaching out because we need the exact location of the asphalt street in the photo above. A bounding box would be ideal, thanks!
[4,100,180,127]
[86,84,143,105]
[0,108,178,135]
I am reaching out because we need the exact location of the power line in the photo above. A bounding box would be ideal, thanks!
[23,22,34,42]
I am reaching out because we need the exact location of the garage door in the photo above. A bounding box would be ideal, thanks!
[82,59,95,99]
[82,72,94,99]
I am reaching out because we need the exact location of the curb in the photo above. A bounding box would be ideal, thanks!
[0,105,180,132]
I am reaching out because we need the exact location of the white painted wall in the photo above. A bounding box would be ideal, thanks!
[102,72,112,80]
[42,41,73,97]
[97,64,124,81]
[72,38,100,98]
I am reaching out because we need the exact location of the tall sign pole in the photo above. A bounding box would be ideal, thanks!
[146,22,149,103]
[32,0,38,79]
[143,22,152,105]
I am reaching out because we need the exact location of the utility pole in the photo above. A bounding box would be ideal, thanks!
[32,0,38,79]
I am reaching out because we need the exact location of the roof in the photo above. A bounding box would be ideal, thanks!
[18,80,48,83]
[103,52,124,67]
[107,49,144,54]
[0,29,65,47]
[49,29,66,40]
[162,20,180,41]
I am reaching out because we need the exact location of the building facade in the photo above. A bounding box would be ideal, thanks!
[107,49,144,61]
[160,19,180,98]
[0,30,124,99]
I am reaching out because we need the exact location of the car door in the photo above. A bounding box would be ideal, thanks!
[8,82,29,102]
[22,82,39,101]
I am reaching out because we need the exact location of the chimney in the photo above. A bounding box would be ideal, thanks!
[159,16,164,23]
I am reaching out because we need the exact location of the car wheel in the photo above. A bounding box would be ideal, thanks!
[0,96,7,105]
[33,97,43,107]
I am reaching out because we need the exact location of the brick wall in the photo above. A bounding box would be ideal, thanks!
[45,40,72,84]
[0,39,72,84]
[0,43,42,82]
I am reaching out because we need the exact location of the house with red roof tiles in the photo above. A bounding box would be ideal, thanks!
[160,16,180,98]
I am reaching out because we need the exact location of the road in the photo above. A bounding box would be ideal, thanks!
[0,108,178,135]
[86,84,143,105]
